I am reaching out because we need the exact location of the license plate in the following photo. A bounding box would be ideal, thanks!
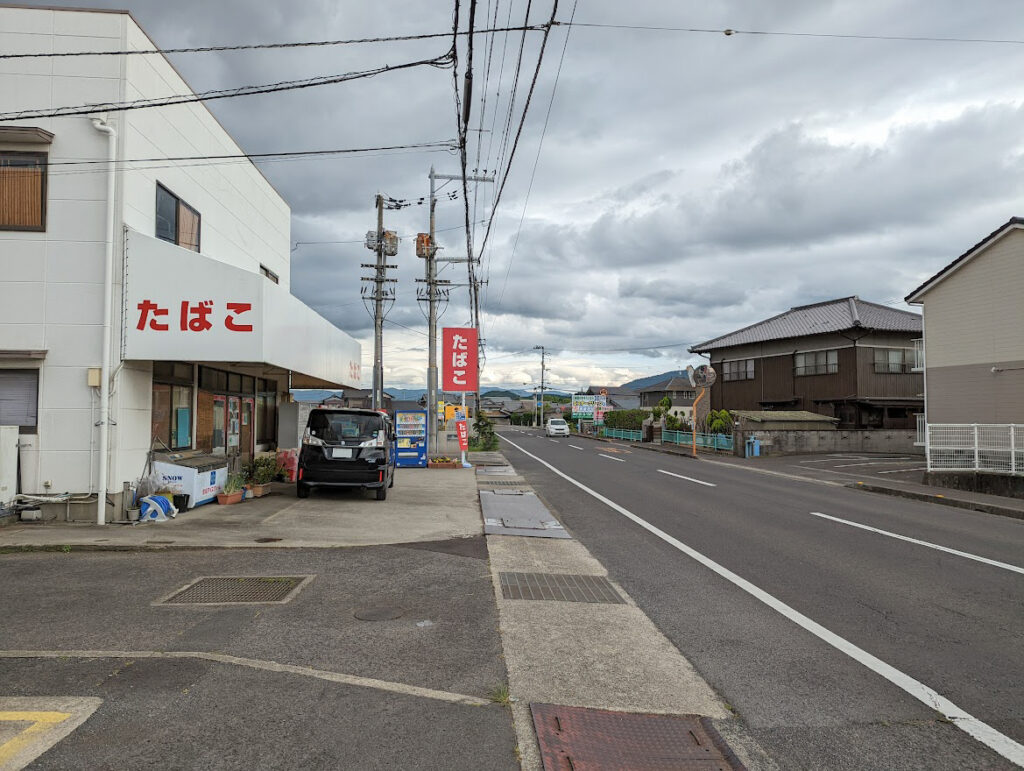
[331,448,353,459]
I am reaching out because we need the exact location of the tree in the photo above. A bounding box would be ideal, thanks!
[705,409,734,435]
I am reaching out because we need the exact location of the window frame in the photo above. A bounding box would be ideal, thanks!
[0,150,48,232]
[794,349,839,377]
[0,368,39,434]
[155,182,201,252]
[722,359,754,382]
[873,348,912,374]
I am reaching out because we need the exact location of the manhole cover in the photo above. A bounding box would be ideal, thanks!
[354,606,405,621]
[531,703,746,770]
[155,576,313,605]
[254,537,283,543]
[499,572,624,604]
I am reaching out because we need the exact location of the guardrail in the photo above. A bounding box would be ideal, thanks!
[663,430,734,452]
[600,428,643,441]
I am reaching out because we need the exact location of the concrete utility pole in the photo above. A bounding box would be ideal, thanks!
[534,345,546,428]
[422,168,493,451]
[362,195,397,411]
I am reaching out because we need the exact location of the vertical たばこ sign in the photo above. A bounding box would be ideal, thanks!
[442,327,478,392]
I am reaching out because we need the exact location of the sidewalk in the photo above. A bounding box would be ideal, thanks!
[0,456,766,770]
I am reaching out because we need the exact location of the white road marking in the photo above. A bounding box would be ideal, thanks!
[568,444,584,450]
[833,460,916,468]
[0,650,488,706]
[877,468,927,474]
[657,469,717,487]
[598,453,625,463]
[497,434,1024,767]
[549,439,559,443]
[810,512,1024,575]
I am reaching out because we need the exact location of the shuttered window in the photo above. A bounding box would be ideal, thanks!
[155,183,200,252]
[0,152,46,231]
[0,370,39,433]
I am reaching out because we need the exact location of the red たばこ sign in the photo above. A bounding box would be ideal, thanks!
[442,327,478,392]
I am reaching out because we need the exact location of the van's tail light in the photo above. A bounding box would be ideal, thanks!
[302,428,324,447]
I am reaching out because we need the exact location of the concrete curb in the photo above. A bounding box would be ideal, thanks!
[848,482,1024,521]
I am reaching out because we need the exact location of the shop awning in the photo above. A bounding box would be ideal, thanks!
[122,229,361,388]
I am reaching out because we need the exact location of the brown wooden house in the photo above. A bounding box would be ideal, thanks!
[688,297,923,429]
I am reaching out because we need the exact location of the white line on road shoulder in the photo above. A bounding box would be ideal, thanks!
[810,512,1024,575]
[496,434,1024,767]
[598,453,625,463]
[549,439,559,443]
[657,469,716,487]
[568,444,584,450]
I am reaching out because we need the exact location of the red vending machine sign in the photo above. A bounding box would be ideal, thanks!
[442,327,478,392]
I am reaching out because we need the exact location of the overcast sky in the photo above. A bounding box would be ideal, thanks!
[18,1,1024,391]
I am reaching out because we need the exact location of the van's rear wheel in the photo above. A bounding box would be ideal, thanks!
[296,482,310,499]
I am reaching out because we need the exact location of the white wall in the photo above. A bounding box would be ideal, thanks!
[0,7,127,496]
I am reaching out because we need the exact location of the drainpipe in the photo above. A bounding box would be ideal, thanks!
[91,116,116,525]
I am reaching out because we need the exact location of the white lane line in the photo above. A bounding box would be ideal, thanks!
[810,512,1024,575]
[568,444,584,450]
[657,469,717,488]
[833,460,914,468]
[598,453,625,463]
[497,434,1024,767]
[549,439,559,443]
[877,468,927,474]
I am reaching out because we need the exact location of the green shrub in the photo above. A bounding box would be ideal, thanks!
[603,409,648,430]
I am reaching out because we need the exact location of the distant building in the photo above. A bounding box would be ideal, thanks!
[636,377,697,421]
[689,297,922,429]
[582,385,640,410]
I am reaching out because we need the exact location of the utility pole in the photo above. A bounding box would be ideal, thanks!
[420,168,493,452]
[534,345,546,428]
[362,195,397,411]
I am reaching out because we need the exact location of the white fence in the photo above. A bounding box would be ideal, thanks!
[927,424,1024,475]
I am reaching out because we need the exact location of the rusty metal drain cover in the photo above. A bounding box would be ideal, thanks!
[499,572,624,604]
[531,704,746,770]
[155,576,313,606]
[353,606,405,621]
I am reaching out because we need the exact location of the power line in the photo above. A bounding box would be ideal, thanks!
[0,55,452,122]
[0,24,550,59]
[555,21,1024,45]
[292,219,488,250]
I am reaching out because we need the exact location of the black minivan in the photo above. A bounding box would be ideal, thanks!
[296,408,396,500]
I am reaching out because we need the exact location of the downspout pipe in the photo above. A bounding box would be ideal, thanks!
[91,116,116,525]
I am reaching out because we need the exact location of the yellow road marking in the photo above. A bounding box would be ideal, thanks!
[0,712,71,766]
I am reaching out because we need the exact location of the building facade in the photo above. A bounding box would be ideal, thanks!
[906,218,1024,487]
[689,297,923,429]
[0,7,360,520]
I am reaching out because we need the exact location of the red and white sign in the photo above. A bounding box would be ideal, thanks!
[455,414,469,451]
[442,327,478,392]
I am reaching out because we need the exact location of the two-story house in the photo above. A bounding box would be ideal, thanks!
[905,217,1024,492]
[637,377,697,421]
[688,297,923,429]
[0,6,361,522]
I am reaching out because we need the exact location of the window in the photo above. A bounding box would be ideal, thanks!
[0,152,47,231]
[0,369,38,434]
[259,264,279,284]
[795,350,838,376]
[873,348,911,374]
[155,183,200,251]
[723,359,754,381]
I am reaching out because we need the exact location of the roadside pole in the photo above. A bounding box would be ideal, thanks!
[534,345,546,429]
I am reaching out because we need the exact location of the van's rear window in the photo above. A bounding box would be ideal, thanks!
[308,412,383,443]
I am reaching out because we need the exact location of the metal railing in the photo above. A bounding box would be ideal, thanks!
[662,430,734,452]
[926,423,1024,475]
[912,338,925,371]
[600,427,642,441]
[915,414,925,446]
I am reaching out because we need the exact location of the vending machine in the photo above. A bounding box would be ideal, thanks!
[394,410,428,467]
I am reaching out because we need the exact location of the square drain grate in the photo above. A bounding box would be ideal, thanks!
[155,575,314,606]
[478,479,528,487]
[531,703,746,770]
[499,572,624,604]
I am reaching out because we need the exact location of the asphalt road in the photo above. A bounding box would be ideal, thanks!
[498,427,1024,771]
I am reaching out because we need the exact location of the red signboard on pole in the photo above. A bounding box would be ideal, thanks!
[442,327,478,392]
[456,416,469,451]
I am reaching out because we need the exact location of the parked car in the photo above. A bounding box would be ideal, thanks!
[297,408,396,500]
[545,418,570,437]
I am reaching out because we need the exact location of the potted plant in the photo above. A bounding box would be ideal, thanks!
[217,472,246,505]
[243,456,281,497]
[428,455,460,469]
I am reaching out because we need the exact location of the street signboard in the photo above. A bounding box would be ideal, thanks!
[455,410,469,451]
[572,394,607,418]
[442,327,479,392]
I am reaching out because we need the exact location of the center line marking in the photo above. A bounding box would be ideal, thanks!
[598,453,625,463]
[549,439,559,442]
[568,444,584,450]
[810,512,1024,575]
[657,469,716,487]
[496,433,1024,767]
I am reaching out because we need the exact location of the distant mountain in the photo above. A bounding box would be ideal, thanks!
[481,389,522,398]
[619,370,688,391]
[385,388,426,401]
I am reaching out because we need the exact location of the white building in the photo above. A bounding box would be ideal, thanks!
[0,6,361,521]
